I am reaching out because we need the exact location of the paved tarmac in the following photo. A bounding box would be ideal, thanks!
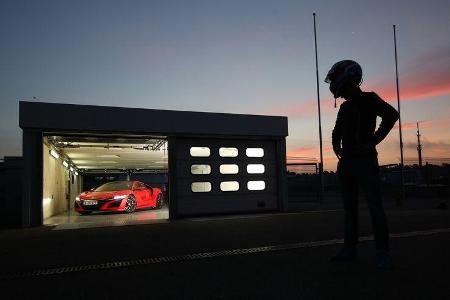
[0,199,449,299]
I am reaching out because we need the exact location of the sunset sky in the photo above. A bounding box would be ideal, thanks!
[1,0,449,171]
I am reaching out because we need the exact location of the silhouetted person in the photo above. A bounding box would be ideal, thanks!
[324,60,399,269]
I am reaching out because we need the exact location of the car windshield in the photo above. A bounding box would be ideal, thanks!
[94,181,132,192]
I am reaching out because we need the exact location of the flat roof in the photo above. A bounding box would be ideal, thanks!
[19,101,288,137]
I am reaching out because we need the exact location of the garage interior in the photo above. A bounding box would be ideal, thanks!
[42,134,169,228]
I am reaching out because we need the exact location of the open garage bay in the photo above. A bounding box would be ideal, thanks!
[42,134,169,228]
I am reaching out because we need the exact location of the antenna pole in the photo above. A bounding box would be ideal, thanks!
[417,122,423,167]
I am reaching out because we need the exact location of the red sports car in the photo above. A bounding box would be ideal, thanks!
[74,180,163,215]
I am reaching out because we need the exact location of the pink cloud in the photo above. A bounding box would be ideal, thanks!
[287,146,317,159]
[368,80,450,103]
[394,117,450,131]
[404,139,450,157]
[261,47,450,118]
[287,145,338,172]
[287,146,334,162]
[368,46,450,102]
[377,133,450,166]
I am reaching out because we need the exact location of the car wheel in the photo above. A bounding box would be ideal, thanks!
[125,195,137,213]
[156,193,163,209]
[79,211,92,215]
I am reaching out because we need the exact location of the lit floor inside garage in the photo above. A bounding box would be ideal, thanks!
[45,207,169,230]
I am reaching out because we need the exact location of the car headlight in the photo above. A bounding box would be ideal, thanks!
[113,195,127,200]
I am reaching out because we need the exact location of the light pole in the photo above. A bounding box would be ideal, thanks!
[313,13,324,204]
[393,25,405,201]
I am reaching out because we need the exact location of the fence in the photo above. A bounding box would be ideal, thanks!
[287,158,449,202]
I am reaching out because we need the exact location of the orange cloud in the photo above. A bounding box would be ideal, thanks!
[368,45,450,102]
[287,145,338,172]
[262,47,450,118]
[261,77,449,118]
[287,146,334,162]
[369,80,450,103]
[377,133,450,167]
[404,139,450,157]
[394,117,450,131]
[287,146,317,160]
[288,135,450,171]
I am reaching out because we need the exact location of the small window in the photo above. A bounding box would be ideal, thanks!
[191,165,211,175]
[220,181,239,192]
[190,147,210,157]
[247,181,265,191]
[191,182,212,193]
[220,164,239,174]
[246,148,264,157]
[219,147,238,157]
[247,164,265,174]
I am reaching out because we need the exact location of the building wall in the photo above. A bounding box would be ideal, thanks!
[43,143,80,219]
[0,157,23,227]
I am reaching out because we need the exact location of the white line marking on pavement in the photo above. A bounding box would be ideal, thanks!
[2,227,449,279]
[189,209,344,222]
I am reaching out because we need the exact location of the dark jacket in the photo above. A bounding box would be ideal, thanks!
[332,91,399,158]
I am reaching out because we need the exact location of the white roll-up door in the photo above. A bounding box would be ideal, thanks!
[173,138,280,217]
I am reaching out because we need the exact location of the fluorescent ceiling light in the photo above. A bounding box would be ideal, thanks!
[75,171,79,176]
[72,160,90,164]
[50,149,59,159]
[62,161,69,168]
[70,166,74,172]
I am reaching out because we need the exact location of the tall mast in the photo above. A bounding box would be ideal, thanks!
[393,25,405,200]
[417,122,423,167]
[313,13,324,204]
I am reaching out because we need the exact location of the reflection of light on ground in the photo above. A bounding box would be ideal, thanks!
[136,212,159,221]
[44,207,169,230]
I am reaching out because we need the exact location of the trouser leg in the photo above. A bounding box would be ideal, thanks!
[339,163,359,250]
[360,161,390,254]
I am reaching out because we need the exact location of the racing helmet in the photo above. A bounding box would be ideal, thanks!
[325,60,363,101]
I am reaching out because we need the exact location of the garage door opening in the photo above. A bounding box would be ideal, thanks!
[42,134,169,229]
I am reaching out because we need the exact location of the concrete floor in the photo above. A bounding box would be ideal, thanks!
[1,207,449,299]
[44,207,169,230]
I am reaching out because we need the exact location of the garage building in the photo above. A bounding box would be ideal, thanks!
[19,101,288,227]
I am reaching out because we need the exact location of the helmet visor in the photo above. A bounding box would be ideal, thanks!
[324,68,339,83]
